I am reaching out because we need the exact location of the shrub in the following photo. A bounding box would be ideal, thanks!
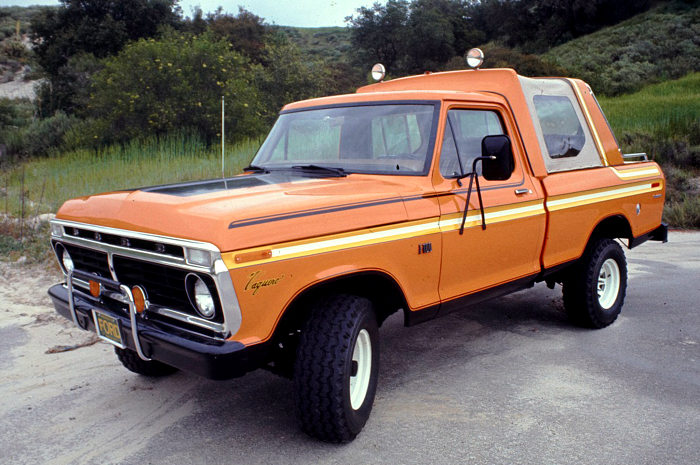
[546,3,700,96]
[252,41,328,125]
[36,53,104,117]
[665,194,700,229]
[0,107,80,160]
[0,98,19,129]
[23,112,80,157]
[0,38,28,58]
[88,31,262,144]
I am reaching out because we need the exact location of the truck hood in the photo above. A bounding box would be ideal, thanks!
[56,173,423,252]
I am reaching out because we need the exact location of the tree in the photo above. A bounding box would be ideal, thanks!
[408,4,455,70]
[88,31,261,144]
[208,7,270,63]
[31,0,180,115]
[348,0,486,75]
[252,40,327,125]
[32,0,180,76]
[347,0,411,73]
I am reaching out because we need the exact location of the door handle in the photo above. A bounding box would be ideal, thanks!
[514,188,531,195]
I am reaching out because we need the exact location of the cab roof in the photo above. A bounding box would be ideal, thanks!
[281,69,542,111]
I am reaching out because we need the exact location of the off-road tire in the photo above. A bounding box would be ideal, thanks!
[114,347,178,377]
[563,238,627,329]
[293,295,379,443]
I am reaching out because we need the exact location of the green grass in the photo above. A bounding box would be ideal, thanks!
[1,132,262,217]
[598,72,700,150]
[598,73,700,229]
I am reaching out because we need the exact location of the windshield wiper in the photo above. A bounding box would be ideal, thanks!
[242,164,270,174]
[291,165,347,177]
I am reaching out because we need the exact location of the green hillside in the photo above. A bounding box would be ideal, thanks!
[545,2,700,96]
[599,73,700,228]
[0,5,51,38]
[275,26,352,63]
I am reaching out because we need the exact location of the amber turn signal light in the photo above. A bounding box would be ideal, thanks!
[132,285,147,313]
[89,280,101,298]
[235,249,272,264]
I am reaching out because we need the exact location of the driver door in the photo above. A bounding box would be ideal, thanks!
[434,104,546,311]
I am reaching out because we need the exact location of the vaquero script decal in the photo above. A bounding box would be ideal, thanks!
[245,270,285,295]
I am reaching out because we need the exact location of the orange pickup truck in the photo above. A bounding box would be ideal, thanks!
[48,55,667,442]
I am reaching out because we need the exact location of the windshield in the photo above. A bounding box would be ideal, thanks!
[250,103,439,175]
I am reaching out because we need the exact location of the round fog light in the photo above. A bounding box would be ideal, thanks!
[57,245,74,273]
[186,274,216,319]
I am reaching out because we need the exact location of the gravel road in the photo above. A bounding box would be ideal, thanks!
[2,231,699,465]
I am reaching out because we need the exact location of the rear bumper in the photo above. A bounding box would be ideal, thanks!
[629,223,669,249]
[48,283,267,380]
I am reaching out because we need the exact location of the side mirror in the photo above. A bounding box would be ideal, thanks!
[481,135,514,181]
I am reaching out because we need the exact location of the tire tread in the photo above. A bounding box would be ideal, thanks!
[563,238,627,329]
[114,347,178,377]
[293,294,376,442]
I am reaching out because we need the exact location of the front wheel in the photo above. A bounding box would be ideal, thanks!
[563,238,627,329]
[114,347,178,377]
[293,295,379,442]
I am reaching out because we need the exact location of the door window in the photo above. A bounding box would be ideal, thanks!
[439,110,505,178]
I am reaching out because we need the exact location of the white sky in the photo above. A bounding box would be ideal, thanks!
[0,0,381,27]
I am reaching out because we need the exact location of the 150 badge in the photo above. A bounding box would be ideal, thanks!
[245,270,285,295]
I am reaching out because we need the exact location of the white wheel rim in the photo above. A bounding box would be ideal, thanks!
[350,329,372,410]
[597,258,620,310]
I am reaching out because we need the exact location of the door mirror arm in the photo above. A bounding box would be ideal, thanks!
[459,155,496,235]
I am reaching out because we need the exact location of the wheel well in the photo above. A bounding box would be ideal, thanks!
[543,215,633,288]
[590,215,633,242]
[278,271,407,334]
[261,271,408,378]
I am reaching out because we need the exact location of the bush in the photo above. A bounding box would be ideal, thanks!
[252,41,328,125]
[0,38,28,59]
[35,53,104,117]
[0,98,19,129]
[88,31,262,144]
[23,112,80,157]
[0,105,80,160]
[665,194,700,229]
[546,3,700,96]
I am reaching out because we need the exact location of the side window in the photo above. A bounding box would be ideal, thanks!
[533,95,585,159]
[439,109,505,178]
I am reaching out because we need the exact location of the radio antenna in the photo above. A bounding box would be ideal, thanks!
[221,96,225,180]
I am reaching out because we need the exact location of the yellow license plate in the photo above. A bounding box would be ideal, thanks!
[93,311,124,348]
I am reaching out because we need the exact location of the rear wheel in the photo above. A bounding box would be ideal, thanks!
[114,347,178,377]
[563,238,627,329]
[293,295,379,442]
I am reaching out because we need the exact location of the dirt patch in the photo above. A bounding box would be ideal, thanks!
[0,78,41,100]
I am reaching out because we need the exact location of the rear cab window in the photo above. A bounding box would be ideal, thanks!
[519,76,603,173]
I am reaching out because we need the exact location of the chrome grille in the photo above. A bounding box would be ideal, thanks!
[112,256,224,324]
[60,243,111,277]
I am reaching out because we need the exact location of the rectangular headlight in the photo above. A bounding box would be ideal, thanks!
[50,222,63,237]
[186,248,212,268]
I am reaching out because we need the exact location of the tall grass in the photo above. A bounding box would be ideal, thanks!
[598,73,700,147]
[599,73,700,229]
[2,131,262,217]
